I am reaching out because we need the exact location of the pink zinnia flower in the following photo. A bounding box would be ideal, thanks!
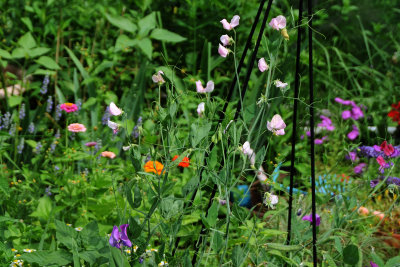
[101,151,116,159]
[218,44,229,57]
[196,80,214,93]
[267,114,286,136]
[220,15,240,30]
[269,15,286,31]
[220,35,231,46]
[347,124,359,140]
[109,102,122,116]
[67,123,86,132]
[60,103,78,113]
[258,58,269,72]
[85,141,97,147]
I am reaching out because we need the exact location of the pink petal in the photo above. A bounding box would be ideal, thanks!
[220,34,230,46]
[196,80,205,93]
[258,58,269,72]
[204,81,214,93]
[218,44,229,57]
[275,15,286,29]
[220,19,232,30]
[230,15,240,28]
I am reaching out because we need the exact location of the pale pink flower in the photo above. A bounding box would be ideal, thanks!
[101,151,116,159]
[275,80,288,88]
[373,211,385,221]
[220,34,231,46]
[218,44,229,57]
[267,114,286,136]
[220,15,240,30]
[107,120,119,134]
[67,123,86,133]
[258,58,269,72]
[241,141,255,165]
[256,166,268,181]
[269,15,286,31]
[197,102,205,117]
[196,80,214,93]
[152,70,165,84]
[109,102,122,116]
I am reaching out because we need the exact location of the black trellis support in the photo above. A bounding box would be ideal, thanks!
[171,0,268,257]
[192,0,274,265]
[286,0,318,265]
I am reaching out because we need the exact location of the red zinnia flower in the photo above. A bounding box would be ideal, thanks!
[172,155,190,168]
[380,141,394,157]
[388,101,400,125]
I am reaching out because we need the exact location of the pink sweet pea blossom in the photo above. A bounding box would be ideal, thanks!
[152,70,165,84]
[67,123,86,133]
[85,141,97,147]
[354,163,366,174]
[197,102,205,117]
[220,35,231,46]
[267,114,286,135]
[341,110,352,120]
[220,15,240,30]
[241,141,255,166]
[376,156,386,172]
[109,102,122,116]
[269,15,286,31]
[196,80,214,93]
[347,124,359,140]
[314,136,328,145]
[302,213,321,226]
[258,58,269,72]
[335,98,364,120]
[275,80,288,88]
[107,120,119,134]
[218,44,229,57]
[318,115,335,131]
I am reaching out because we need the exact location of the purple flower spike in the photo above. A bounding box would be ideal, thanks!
[302,213,321,226]
[370,179,380,188]
[370,261,378,267]
[109,224,132,249]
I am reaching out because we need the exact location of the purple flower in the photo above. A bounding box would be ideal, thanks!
[219,199,227,205]
[46,96,53,113]
[55,104,62,121]
[369,262,378,267]
[139,258,144,264]
[302,213,321,226]
[353,163,366,174]
[347,125,359,140]
[342,110,351,120]
[387,176,400,186]
[296,208,302,216]
[102,107,111,125]
[335,98,364,120]
[334,97,353,105]
[45,186,52,196]
[346,152,358,162]
[28,122,35,134]
[351,105,363,120]
[318,115,335,131]
[109,224,132,249]
[40,75,50,95]
[315,136,328,145]
[85,142,97,147]
[370,179,380,188]
[17,138,24,154]
[19,103,26,119]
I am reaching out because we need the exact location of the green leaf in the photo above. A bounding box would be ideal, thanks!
[7,96,23,108]
[18,32,36,49]
[232,245,245,267]
[211,231,223,252]
[135,37,152,59]
[138,12,156,36]
[133,185,142,208]
[33,69,57,75]
[343,244,359,265]
[21,250,72,265]
[128,216,142,239]
[21,17,33,31]
[64,47,89,79]
[0,49,12,59]
[35,56,60,70]
[110,246,130,266]
[385,256,400,267]
[55,220,78,249]
[30,196,52,220]
[115,34,137,51]
[150,29,186,43]
[82,97,97,109]
[11,48,28,59]
[207,202,218,227]
[105,13,137,33]
[191,122,212,147]
[80,221,101,248]
[265,243,302,252]
[28,47,51,58]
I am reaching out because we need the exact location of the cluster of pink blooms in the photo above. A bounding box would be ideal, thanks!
[218,15,239,57]
[60,103,78,113]
[335,97,364,140]
[376,141,395,173]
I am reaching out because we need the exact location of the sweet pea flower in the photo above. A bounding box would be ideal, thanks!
[347,124,359,140]
[218,44,230,57]
[220,15,240,30]
[258,58,269,72]
[60,103,78,113]
[376,155,392,173]
[369,262,378,267]
[346,151,358,162]
[302,213,321,226]
[107,120,119,134]
[241,141,255,165]
[263,192,279,209]
[314,136,328,145]
[267,114,286,136]
[196,80,214,93]
[101,151,116,159]
[197,102,205,117]
[274,80,288,88]
[109,224,132,249]
[353,163,366,174]
[67,123,86,132]
[152,70,165,84]
[109,102,122,116]
[372,211,385,221]
[380,141,394,156]
[220,34,231,46]
[269,15,286,31]
[318,115,335,131]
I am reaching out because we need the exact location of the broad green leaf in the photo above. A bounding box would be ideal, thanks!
[115,34,137,51]
[33,69,56,75]
[0,49,12,59]
[30,196,52,220]
[150,29,186,43]
[385,256,400,267]
[12,47,27,59]
[211,231,223,252]
[35,56,60,70]
[64,47,89,79]
[265,243,302,251]
[82,97,97,109]
[232,245,245,267]
[135,37,152,59]
[343,244,359,265]
[110,246,129,266]
[138,12,156,36]
[79,250,103,264]
[8,96,23,107]
[28,47,51,58]
[191,122,211,147]
[21,250,72,265]
[105,13,137,33]
[18,32,36,49]
[21,17,33,31]
[55,220,78,249]
[207,201,218,227]
[80,221,101,248]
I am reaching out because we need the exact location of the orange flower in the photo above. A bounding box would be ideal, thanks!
[172,155,190,168]
[144,161,164,175]
[357,206,369,216]
[68,123,86,132]
[101,151,116,159]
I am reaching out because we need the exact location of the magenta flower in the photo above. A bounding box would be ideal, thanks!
[85,141,97,147]
[314,136,328,145]
[220,35,231,46]
[347,124,359,140]
[220,15,240,30]
[335,98,364,120]
[258,58,269,72]
[302,213,321,226]
[354,163,366,174]
[369,262,378,267]
[269,15,286,31]
[346,151,358,162]
[60,103,78,113]
[218,44,229,57]
[318,115,335,131]
[334,97,353,105]
[152,70,165,84]
[109,224,132,249]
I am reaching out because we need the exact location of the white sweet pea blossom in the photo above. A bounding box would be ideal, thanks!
[258,58,269,72]
[218,44,230,57]
[267,114,286,136]
[107,120,119,134]
[196,80,214,93]
[220,15,240,30]
[263,192,279,208]
[241,141,255,166]
[220,34,231,46]
[152,70,165,84]
[109,102,122,116]
[275,80,288,88]
[269,15,286,31]
[197,102,205,117]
